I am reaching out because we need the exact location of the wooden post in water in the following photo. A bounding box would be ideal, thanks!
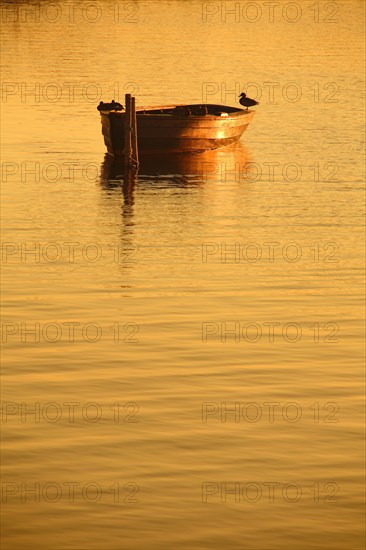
[124,93,139,171]
[131,96,139,167]
[124,93,132,171]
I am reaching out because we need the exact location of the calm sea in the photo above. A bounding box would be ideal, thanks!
[1,1,365,548]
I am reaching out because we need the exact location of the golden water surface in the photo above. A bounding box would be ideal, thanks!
[1,1,365,548]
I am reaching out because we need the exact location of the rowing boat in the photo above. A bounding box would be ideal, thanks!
[98,103,255,155]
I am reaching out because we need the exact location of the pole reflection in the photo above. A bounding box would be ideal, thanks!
[99,142,252,277]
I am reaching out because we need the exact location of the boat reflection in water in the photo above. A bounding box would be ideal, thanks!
[99,142,253,258]
[100,141,252,192]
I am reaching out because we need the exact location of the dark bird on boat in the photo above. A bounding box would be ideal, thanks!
[239,92,259,110]
[97,100,124,112]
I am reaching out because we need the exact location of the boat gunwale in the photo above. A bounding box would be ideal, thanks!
[99,104,254,119]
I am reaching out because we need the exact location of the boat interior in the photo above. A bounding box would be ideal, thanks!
[136,104,243,116]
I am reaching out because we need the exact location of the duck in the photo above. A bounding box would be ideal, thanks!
[97,100,124,112]
[239,93,259,111]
